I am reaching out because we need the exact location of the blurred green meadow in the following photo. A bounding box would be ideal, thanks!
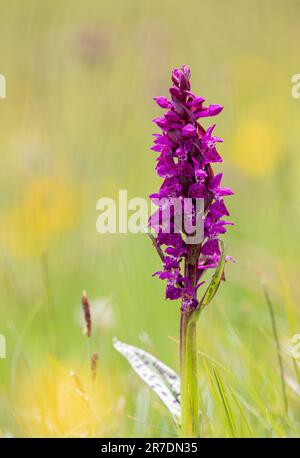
[1,0,300,437]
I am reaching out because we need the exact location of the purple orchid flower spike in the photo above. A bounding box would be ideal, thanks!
[149,65,233,311]
[149,65,233,437]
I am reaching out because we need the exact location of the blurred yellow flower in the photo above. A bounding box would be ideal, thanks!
[232,119,282,177]
[1,176,79,258]
[14,357,121,438]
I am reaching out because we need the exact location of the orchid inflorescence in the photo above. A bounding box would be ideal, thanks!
[149,65,233,311]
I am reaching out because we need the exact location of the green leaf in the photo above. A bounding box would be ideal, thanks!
[113,338,181,423]
[212,366,238,438]
[199,240,226,309]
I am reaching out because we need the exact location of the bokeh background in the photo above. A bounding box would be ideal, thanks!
[1,0,300,437]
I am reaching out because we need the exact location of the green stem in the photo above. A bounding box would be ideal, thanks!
[180,310,199,437]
